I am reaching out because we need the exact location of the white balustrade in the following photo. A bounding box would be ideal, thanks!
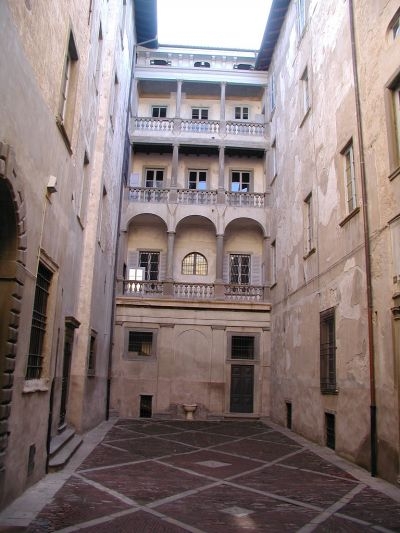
[226,192,265,207]
[134,118,174,132]
[224,284,264,301]
[180,120,220,134]
[128,187,168,203]
[176,189,217,205]
[124,280,163,295]
[226,121,265,136]
[174,283,214,299]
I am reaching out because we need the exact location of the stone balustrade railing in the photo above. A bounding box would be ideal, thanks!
[128,188,168,203]
[176,189,218,205]
[131,117,265,138]
[225,191,265,207]
[122,280,264,302]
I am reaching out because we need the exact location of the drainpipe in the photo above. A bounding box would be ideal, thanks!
[348,0,377,476]
[105,6,158,418]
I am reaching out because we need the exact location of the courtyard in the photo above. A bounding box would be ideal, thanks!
[1,419,400,532]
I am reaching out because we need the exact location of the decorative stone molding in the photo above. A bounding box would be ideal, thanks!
[0,141,27,472]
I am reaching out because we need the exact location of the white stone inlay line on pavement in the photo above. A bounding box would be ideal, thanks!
[196,460,232,468]
[222,506,255,517]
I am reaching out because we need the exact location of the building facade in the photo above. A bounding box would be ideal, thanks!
[1,0,400,509]
[111,46,272,420]
[258,0,400,482]
[0,0,142,508]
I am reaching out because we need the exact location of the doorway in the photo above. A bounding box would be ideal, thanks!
[230,365,254,413]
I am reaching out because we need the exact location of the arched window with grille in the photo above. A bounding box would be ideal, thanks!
[182,252,208,275]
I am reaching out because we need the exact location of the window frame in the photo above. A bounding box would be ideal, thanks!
[151,106,167,118]
[25,262,54,380]
[271,240,277,287]
[342,142,357,214]
[269,73,276,113]
[144,168,165,188]
[320,307,337,394]
[230,170,252,192]
[227,332,260,362]
[124,328,158,360]
[182,252,208,276]
[192,108,209,120]
[297,0,307,38]
[57,29,79,147]
[385,70,400,179]
[234,106,249,120]
[138,251,160,281]
[303,192,315,257]
[188,169,208,190]
[229,254,251,285]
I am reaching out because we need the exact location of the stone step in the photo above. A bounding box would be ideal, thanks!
[48,434,83,472]
[49,426,75,457]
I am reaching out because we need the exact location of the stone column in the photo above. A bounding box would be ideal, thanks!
[217,145,225,204]
[163,231,175,296]
[170,143,179,192]
[220,82,226,122]
[175,80,183,118]
[214,233,225,299]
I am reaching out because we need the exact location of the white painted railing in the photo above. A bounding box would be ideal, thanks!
[128,188,168,203]
[225,192,265,207]
[226,121,265,136]
[124,280,164,295]
[174,283,215,299]
[134,118,174,132]
[224,284,264,301]
[177,189,218,205]
[122,280,264,302]
[180,120,220,134]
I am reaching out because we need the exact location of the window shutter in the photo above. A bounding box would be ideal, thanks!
[252,255,262,285]
[223,255,229,283]
[128,250,138,271]
[159,252,167,281]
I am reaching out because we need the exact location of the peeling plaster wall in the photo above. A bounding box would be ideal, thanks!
[269,0,371,471]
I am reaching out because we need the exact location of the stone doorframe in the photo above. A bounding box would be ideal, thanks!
[0,141,27,475]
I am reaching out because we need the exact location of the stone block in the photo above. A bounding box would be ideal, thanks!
[3,357,16,373]
[0,389,13,405]
[0,405,11,420]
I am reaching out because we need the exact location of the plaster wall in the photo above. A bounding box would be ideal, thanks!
[268,0,371,471]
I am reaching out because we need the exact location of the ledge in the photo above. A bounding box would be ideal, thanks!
[339,206,360,227]
[388,165,400,181]
[303,247,316,260]
[23,378,49,394]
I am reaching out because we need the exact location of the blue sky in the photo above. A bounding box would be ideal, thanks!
[157,0,272,50]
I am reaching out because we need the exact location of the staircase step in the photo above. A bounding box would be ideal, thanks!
[49,426,75,456]
[48,434,83,471]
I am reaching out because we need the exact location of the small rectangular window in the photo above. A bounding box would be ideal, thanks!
[234,106,249,120]
[286,402,292,429]
[110,73,119,129]
[304,193,314,256]
[393,84,400,163]
[26,262,53,380]
[145,168,164,188]
[128,331,153,356]
[152,106,167,118]
[320,308,336,394]
[87,332,97,375]
[271,139,277,180]
[271,240,276,286]
[301,67,310,117]
[326,413,335,449]
[231,336,255,359]
[188,170,207,190]
[192,108,208,120]
[231,171,251,192]
[343,143,357,213]
[270,73,276,112]
[57,29,79,145]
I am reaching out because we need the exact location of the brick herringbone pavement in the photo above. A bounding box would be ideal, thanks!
[4,419,400,532]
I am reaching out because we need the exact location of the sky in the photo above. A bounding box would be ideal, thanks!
[157,0,272,50]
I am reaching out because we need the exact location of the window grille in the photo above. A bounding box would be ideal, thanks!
[231,336,255,359]
[26,263,53,379]
[182,252,208,275]
[139,251,160,281]
[230,254,250,285]
[320,308,336,393]
[128,331,153,356]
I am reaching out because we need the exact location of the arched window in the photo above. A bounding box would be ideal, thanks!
[182,252,208,275]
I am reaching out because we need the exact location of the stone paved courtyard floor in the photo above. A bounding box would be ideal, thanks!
[2,418,400,532]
